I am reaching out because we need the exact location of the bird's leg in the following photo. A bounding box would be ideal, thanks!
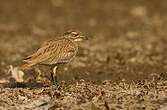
[50,65,58,86]
[53,66,57,83]
[50,70,54,82]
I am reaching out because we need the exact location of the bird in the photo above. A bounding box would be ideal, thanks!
[19,30,88,84]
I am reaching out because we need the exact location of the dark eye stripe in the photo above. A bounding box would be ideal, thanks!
[72,34,77,37]
[71,32,78,37]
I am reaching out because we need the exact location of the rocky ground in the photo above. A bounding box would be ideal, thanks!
[0,0,167,109]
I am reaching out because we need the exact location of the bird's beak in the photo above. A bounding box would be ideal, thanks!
[79,35,88,40]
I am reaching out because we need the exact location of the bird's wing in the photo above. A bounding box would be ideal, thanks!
[24,39,65,64]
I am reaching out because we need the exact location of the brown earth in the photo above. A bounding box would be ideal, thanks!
[0,0,167,109]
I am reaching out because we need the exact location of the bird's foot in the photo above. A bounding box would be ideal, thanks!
[50,76,61,90]
[52,77,59,86]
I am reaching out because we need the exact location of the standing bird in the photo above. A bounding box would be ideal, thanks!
[19,30,88,84]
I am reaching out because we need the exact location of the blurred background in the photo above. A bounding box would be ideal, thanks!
[0,0,167,83]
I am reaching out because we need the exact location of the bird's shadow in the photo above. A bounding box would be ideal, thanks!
[2,81,46,88]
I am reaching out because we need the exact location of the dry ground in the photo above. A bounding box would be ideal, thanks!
[0,0,167,109]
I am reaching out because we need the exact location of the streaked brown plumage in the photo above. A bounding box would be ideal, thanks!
[19,30,88,84]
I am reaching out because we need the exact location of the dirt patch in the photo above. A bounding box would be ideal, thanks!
[0,74,167,110]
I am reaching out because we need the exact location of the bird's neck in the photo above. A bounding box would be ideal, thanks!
[64,37,78,45]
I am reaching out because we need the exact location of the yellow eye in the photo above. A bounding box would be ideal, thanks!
[72,34,77,37]
[71,32,78,37]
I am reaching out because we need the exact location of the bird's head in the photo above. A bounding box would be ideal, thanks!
[63,30,88,41]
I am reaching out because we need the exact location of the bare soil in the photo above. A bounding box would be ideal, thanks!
[0,0,167,109]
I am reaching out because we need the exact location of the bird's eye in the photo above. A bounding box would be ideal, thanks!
[71,32,78,37]
[72,34,78,37]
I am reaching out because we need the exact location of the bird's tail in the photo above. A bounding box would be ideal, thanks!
[18,63,35,71]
